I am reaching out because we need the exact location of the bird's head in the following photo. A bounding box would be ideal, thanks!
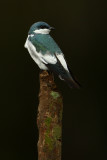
[28,21,54,35]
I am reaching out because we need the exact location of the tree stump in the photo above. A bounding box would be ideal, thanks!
[37,70,63,160]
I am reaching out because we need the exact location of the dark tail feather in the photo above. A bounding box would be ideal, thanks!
[64,75,80,89]
[45,55,80,89]
[66,65,81,89]
[47,63,80,89]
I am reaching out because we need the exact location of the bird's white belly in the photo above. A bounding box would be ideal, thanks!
[25,38,48,70]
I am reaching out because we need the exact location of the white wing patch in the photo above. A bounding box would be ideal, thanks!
[41,53,57,64]
[56,53,69,72]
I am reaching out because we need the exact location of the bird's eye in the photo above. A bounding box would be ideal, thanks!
[40,25,46,29]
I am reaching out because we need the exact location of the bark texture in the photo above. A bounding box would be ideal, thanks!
[37,71,63,160]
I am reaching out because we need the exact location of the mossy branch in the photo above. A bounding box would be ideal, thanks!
[37,71,63,160]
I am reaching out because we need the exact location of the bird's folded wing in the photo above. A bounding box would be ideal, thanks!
[29,35,69,71]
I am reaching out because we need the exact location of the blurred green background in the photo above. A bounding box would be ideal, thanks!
[0,0,107,159]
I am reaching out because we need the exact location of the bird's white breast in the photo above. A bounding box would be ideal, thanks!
[24,36,48,70]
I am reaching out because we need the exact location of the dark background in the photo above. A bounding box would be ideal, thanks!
[0,0,107,159]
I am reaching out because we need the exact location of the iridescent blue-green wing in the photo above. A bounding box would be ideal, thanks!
[28,34,62,55]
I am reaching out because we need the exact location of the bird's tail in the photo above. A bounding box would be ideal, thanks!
[45,56,80,89]
[63,73,80,89]
[65,65,81,89]
[47,64,80,89]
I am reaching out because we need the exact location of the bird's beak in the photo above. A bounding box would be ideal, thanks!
[50,27,55,30]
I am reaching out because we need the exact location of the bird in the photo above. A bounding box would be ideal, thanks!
[24,21,80,88]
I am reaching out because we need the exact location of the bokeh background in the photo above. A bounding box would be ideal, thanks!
[0,0,107,159]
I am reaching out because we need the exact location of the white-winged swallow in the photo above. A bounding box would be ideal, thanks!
[24,21,80,88]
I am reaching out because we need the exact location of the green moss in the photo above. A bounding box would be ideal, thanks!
[53,125,61,140]
[45,131,54,150]
[45,117,52,128]
[44,117,54,150]
[50,91,60,100]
